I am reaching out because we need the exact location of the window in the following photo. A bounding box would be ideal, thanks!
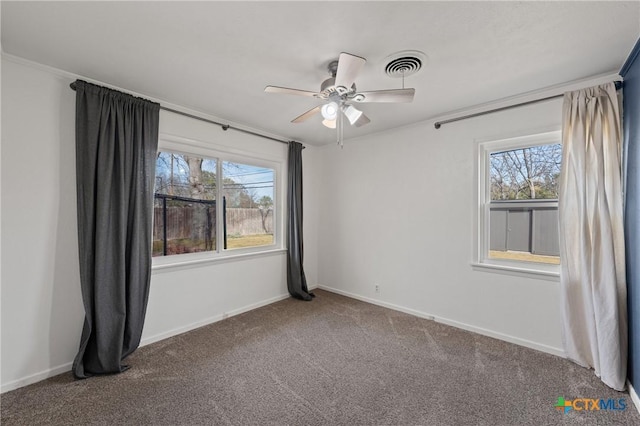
[153,146,278,260]
[222,161,275,249]
[154,152,218,256]
[477,131,561,275]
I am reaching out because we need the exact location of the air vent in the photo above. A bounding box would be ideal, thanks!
[383,50,427,78]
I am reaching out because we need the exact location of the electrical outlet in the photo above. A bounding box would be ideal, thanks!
[375,284,380,294]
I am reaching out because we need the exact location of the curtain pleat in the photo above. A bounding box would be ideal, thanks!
[559,82,627,390]
[72,80,160,378]
[287,142,313,301]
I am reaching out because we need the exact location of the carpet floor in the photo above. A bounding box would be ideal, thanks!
[2,289,639,425]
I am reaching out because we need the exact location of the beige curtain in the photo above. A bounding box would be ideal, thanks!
[559,82,627,391]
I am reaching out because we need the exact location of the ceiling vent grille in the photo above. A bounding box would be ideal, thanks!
[383,50,427,78]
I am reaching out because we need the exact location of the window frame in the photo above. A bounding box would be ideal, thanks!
[474,130,561,279]
[152,134,285,270]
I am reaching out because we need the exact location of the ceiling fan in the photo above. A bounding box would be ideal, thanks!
[264,52,415,145]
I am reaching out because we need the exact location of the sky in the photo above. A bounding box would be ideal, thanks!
[155,152,274,200]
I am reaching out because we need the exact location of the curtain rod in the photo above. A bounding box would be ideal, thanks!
[69,82,294,146]
[433,80,623,129]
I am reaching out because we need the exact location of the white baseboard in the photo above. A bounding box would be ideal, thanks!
[628,380,640,414]
[317,284,566,358]
[1,362,73,394]
[1,291,294,394]
[140,292,291,347]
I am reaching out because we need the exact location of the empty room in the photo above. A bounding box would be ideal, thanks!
[2,1,640,424]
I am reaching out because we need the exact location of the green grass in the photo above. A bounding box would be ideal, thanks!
[489,250,560,265]
[226,234,273,249]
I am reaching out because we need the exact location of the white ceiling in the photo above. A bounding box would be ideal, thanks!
[2,1,639,146]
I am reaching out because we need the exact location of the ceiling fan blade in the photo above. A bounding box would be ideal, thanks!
[335,52,366,93]
[353,88,415,103]
[354,113,371,128]
[292,106,321,123]
[265,86,319,98]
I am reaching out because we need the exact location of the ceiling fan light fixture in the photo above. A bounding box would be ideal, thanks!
[343,104,363,126]
[321,102,339,120]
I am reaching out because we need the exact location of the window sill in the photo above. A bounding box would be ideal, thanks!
[471,261,560,282]
[152,247,287,273]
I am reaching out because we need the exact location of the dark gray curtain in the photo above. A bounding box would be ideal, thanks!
[72,80,160,378]
[287,142,313,301]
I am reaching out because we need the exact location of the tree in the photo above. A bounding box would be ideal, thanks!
[183,155,214,249]
[155,153,191,198]
[490,144,561,200]
[222,179,255,208]
[183,156,204,198]
[257,195,273,234]
[258,195,273,209]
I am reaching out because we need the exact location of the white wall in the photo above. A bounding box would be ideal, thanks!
[0,56,320,391]
[317,98,565,355]
[1,58,82,391]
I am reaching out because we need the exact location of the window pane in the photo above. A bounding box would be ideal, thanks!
[488,143,561,264]
[222,161,275,249]
[489,144,561,200]
[153,152,217,256]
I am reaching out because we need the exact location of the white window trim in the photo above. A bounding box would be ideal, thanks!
[473,130,561,280]
[152,134,285,270]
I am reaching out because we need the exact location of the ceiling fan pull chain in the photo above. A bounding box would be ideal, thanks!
[337,111,344,149]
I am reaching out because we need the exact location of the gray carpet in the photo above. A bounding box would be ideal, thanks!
[2,289,638,425]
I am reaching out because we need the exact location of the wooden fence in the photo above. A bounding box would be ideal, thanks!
[153,206,273,241]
